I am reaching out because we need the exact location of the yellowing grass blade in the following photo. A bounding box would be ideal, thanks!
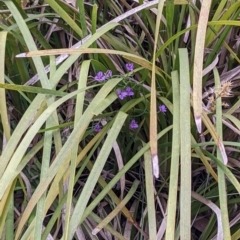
[16,48,146,58]
[0,31,14,238]
[144,150,157,240]
[193,0,212,133]
[150,0,165,178]
[174,0,188,4]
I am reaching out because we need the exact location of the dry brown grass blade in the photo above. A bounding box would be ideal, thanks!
[193,0,212,133]
[202,111,228,165]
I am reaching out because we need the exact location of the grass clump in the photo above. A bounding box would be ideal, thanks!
[0,1,240,239]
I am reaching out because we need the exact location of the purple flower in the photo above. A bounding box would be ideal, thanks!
[159,104,167,114]
[125,87,134,96]
[94,71,105,82]
[94,123,101,132]
[117,89,127,100]
[125,62,134,72]
[129,120,138,130]
[105,70,112,79]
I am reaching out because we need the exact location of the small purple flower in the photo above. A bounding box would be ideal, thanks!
[117,89,127,100]
[159,104,167,114]
[94,71,105,82]
[94,123,101,132]
[125,86,134,96]
[105,70,112,79]
[125,62,134,72]
[129,120,138,130]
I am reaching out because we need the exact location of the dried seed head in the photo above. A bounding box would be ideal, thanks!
[216,80,233,98]
[204,80,233,112]
[221,80,233,97]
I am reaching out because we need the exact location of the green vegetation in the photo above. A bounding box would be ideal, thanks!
[0,0,240,239]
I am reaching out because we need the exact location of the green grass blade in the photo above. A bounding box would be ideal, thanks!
[63,60,90,239]
[166,0,174,38]
[222,114,240,130]
[0,31,10,140]
[91,3,98,59]
[0,83,67,96]
[5,194,14,240]
[77,0,88,37]
[0,31,15,239]
[165,70,180,239]
[34,128,52,240]
[214,67,231,239]
[166,0,174,65]
[179,48,191,239]
[4,75,31,103]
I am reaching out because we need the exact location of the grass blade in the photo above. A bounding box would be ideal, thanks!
[193,0,212,133]
[179,48,191,239]
[214,67,231,239]
[165,70,180,239]
[150,0,165,178]
[63,60,90,239]
[144,150,157,240]
[0,31,10,140]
